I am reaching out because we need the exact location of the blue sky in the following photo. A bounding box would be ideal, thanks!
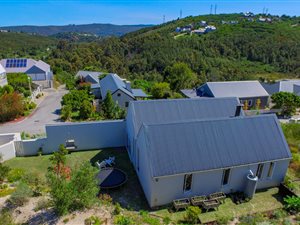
[0,0,299,26]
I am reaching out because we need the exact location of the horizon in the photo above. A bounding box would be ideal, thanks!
[0,0,299,26]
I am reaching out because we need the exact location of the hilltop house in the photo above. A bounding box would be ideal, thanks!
[181,81,270,109]
[261,80,300,96]
[99,73,147,108]
[76,70,102,98]
[0,64,7,87]
[125,98,291,207]
[0,58,53,88]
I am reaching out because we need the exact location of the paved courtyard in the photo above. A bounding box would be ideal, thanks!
[0,87,67,135]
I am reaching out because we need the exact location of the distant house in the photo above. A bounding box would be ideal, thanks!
[0,58,53,88]
[175,27,182,33]
[243,12,255,17]
[76,70,102,98]
[182,81,270,109]
[99,74,147,108]
[0,64,7,87]
[261,80,300,96]
[199,20,207,27]
[192,28,206,35]
[126,98,291,207]
[205,25,217,33]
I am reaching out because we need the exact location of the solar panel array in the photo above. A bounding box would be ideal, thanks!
[5,59,27,68]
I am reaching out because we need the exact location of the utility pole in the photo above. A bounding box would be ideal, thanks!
[163,15,166,24]
[28,76,32,100]
[180,9,182,19]
[210,4,213,14]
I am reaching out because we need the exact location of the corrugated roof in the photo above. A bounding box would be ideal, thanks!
[0,58,50,73]
[261,80,300,95]
[129,97,243,137]
[76,70,102,83]
[180,89,198,98]
[203,81,269,98]
[140,114,291,177]
[132,89,148,98]
[100,74,134,99]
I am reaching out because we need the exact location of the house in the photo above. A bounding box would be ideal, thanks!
[205,25,217,33]
[261,80,300,96]
[182,81,270,109]
[76,70,102,98]
[199,21,207,27]
[134,114,291,207]
[126,97,244,165]
[243,12,255,17]
[0,58,53,88]
[192,29,206,35]
[99,74,147,108]
[0,64,7,87]
[125,98,291,207]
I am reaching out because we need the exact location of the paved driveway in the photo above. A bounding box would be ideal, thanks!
[0,87,67,135]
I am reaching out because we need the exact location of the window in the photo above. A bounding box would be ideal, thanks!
[256,164,264,179]
[222,169,231,185]
[267,162,274,178]
[183,174,193,192]
[117,93,121,97]
[125,102,129,107]
[248,100,252,106]
[137,147,140,171]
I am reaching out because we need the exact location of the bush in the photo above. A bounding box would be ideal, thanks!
[114,215,133,225]
[0,163,10,183]
[216,214,233,224]
[163,216,171,225]
[184,206,201,224]
[84,215,103,225]
[98,193,112,203]
[284,196,300,212]
[0,92,25,122]
[114,203,121,215]
[7,168,25,182]
[9,182,33,206]
[0,209,15,225]
[0,188,15,197]
[34,198,52,212]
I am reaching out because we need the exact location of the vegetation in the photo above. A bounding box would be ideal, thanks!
[8,182,33,206]
[0,92,25,123]
[0,155,10,183]
[184,206,201,224]
[284,196,300,212]
[101,91,126,120]
[7,73,32,97]
[272,92,300,117]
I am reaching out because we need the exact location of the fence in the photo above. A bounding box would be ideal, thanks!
[0,133,21,161]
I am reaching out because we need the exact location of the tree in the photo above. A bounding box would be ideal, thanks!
[271,92,300,117]
[61,105,72,121]
[0,92,25,122]
[79,100,94,120]
[102,91,115,119]
[164,62,197,91]
[151,82,171,99]
[0,85,14,95]
[49,144,68,176]
[7,73,32,97]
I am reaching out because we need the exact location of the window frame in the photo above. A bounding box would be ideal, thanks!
[222,168,231,186]
[267,162,275,178]
[256,164,264,179]
[183,174,193,192]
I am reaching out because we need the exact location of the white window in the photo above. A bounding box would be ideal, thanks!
[256,164,264,179]
[222,169,231,185]
[183,174,193,192]
[267,162,275,178]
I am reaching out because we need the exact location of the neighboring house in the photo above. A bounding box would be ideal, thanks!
[99,74,147,108]
[134,114,291,207]
[261,80,300,96]
[182,81,270,109]
[76,70,103,98]
[0,64,7,87]
[0,58,53,88]
[126,97,244,166]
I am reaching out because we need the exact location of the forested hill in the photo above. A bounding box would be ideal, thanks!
[48,13,300,87]
[0,23,152,37]
[0,32,56,59]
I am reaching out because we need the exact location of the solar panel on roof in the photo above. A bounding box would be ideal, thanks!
[5,59,27,68]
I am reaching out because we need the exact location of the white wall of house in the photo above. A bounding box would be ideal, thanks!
[0,141,16,161]
[112,90,135,109]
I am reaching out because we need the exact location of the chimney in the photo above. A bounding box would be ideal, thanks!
[125,80,132,92]
[235,104,244,117]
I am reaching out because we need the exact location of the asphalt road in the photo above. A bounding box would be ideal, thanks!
[0,88,67,135]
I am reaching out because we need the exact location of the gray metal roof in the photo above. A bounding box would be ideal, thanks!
[204,81,269,98]
[140,114,291,177]
[99,74,134,99]
[132,89,148,98]
[261,80,300,95]
[76,71,102,84]
[0,59,50,73]
[129,97,243,137]
[180,89,198,98]
[0,134,15,145]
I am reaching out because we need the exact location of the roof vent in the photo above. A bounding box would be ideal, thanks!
[235,104,244,117]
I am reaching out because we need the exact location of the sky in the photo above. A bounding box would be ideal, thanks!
[0,0,299,26]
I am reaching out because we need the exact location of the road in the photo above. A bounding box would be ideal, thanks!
[0,87,67,135]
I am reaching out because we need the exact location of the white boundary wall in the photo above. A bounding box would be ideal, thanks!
[0,133,21,161]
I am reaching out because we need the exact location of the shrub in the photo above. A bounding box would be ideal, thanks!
[272,209,287,220]
[239,213,267,225]
[34,198,52,212]
[0,209,15,225]
[84,215,103,225]
[163,216,171,225]
[114,203,121,215]
[0,92,25,122]
[284,196,300,212]
[184,206,201,224]
[0,188,15,197]
[0,163,10,183]
[9,182,33,206]
[63,218,69,224]
[216,214,233,224]
[114,215,133,225]
[99,193,112,203]
[7,168,25,182]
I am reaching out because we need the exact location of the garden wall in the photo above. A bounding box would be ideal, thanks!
[15,120,127,156]
[0,133,21,161]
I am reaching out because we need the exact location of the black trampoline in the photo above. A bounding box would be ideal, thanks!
[97,168,128,189]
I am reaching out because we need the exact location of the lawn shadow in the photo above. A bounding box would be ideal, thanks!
[90,148,150,211]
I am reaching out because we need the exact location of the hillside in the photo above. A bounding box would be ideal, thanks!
[47,13,300,88]
[0,23,152,37]
[0,32,56,59]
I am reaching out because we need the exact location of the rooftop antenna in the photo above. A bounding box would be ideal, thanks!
[210,4,213,14]
[180,9,182,19]
[266,8,269,15]
[163,15,166,24]
[215,4,217,15]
